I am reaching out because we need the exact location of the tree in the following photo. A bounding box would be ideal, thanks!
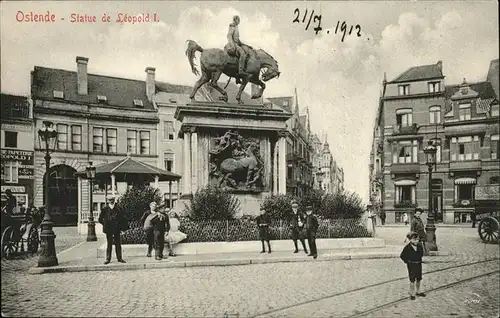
[117,186,163,222]
[185,184,241,220]
[319,190,365,219]
[261,194,296,220]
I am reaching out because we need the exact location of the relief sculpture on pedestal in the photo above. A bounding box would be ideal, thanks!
[209,130,264,191]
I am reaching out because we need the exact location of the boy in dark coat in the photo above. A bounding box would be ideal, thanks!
[305,205,319,259]
[98,197,127,264]
[151,204,170,261]
[256,207,271,253]
[290,200,308,254]
[411,208,428,255]
[400,231,426,300]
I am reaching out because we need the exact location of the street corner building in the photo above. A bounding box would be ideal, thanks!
[369,59,500,224]
[31,57,159,232]
[1,94,34,212]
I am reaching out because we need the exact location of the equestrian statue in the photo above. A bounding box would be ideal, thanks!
[185,15,281,104]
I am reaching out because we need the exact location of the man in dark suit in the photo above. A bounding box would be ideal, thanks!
[98,197,127,264]
[290,200,308,254]
[151,202,170,260]
[305,205,319,259]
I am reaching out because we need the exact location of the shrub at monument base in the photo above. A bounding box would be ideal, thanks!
[120,217,370,244]
[117,186,163,222]
[184,184,241,220]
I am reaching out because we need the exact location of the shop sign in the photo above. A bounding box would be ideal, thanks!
[1,149,34,166]
[1,185,26,193]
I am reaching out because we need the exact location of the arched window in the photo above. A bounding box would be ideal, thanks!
[429,106,441,124]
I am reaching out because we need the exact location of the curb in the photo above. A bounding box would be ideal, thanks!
[27,251,451,275]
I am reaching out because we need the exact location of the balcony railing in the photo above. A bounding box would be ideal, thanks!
[392,123,419,135]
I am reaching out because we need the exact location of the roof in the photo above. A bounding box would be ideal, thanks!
[74,156,181,182]
[445,81,497,99]
[1,94,30,120]
[154,81,210,104]
[267,96,293,113]
[205,82,260,105]
[31,66,154,110]
[389,63,444,83]
[487,59,499,98]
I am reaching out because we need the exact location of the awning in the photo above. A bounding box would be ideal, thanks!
[394,179,416,186]
[454,177,476,185]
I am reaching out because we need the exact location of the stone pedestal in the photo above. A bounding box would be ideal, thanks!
[174,102,292,216]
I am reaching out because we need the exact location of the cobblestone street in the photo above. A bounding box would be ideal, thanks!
[1,226,499,317]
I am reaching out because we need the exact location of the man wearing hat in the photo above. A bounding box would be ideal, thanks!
[99,197,127,264]
[411,208,427,255]
[305,205,319,259]
[290,200,308,254]
[256,207,272,253]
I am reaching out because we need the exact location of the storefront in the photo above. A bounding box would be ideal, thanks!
[1,149,35,213]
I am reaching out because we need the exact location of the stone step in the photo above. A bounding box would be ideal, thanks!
[97,237,386,258]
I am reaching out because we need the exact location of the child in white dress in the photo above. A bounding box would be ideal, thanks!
[165,211,187,256]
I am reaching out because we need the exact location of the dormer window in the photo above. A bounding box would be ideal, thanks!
[53,90,64,99]
[282,100,289,106]
[491,104,499,117]
[398,85,410,96]
[428,82,440,93]
[169,98,177,104]
[133,99,144,107]
[459,103,471,121]
[97,95,107,103]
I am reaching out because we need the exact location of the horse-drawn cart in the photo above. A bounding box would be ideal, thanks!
[475,184,500,244]
[1,207,41,259]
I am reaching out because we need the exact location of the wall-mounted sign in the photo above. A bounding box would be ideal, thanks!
[1,185,26,193]
[1,149,34,165]
[1,123,32,132]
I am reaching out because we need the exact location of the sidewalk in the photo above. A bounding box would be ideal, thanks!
[28,237,448,275]
[379,224,474,228]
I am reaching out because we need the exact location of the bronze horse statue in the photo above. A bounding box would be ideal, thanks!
[219,142,262,189]
[185,40,281,104]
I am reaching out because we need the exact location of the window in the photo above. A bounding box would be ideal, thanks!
[287,164,293,179]
[3,161,19,183]
[395,183,416,204]
[57,124,68,150]
[133,100,144,107]
[140,131,150,154]
[431,139,442,163]
[398,85,410,96]
[428,82,440,93]
[106,128,117,153]
[393,140,418,163]
[164,152,174,172]
[491,104,499,117]
[459,103,471,121]
[97,95,107,103]
[456,184,474,201]
[127,130,137,153]
[164,121,174,140]
[451,136,478,161]
[4,131,17,148]
[71,125,82,151]
[93,127,103,152]
[490,176,500,184]
[491,134,499,160]
[396,109,413,127]
[429,106,441,124]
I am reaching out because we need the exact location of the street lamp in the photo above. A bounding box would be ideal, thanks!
[424,139,438,252]
[37,120,58,267]
[85,162,97,241]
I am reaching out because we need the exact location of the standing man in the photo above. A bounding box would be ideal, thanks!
[256,207,272,253]
[305,205,319,259]
[411,208,428,255]
[290,200,308,254]
[380,211,386,226]
[4,189,17,215]
[151,202,170,260]
[99,197,127,264]
[226,15,249,84]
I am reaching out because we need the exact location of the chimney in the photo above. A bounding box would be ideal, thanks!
[145,67,156,102]
[76,56,89,95]
[437,60,443,72]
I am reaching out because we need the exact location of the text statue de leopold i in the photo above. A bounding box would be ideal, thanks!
[209,130,265,192]
[186,15,281,104]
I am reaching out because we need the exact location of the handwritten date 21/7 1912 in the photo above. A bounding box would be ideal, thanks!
[293,8,362,42]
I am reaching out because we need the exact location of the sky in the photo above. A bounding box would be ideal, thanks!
[1,1,499,201]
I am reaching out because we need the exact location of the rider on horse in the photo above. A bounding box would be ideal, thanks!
[226,15,250,84]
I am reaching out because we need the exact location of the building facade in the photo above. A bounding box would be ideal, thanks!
[369,60,499,224]
[1,94,34,212]
[32,57,159,232]
[267,92,314,196]
[311,133,344,194]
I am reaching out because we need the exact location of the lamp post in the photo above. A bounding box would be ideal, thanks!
[424,140,438,252]
[85,162,97,241]
[37,121,59,267]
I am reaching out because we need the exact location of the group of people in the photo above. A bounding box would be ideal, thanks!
[98,197,186,264]
[256,200,319,259]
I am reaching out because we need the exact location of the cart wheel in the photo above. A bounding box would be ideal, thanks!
[1,227,18,259]
[27,227,39,255]
[478,216,500,244]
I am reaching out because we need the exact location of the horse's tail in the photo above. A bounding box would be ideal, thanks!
[185,40,204,76]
